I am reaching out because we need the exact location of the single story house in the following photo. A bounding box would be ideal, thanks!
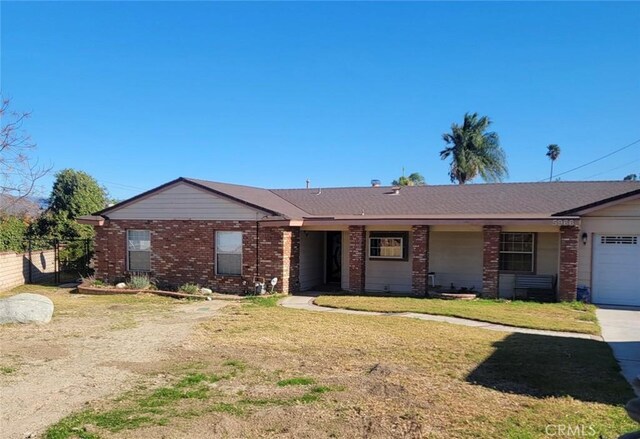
[79,177,640,306]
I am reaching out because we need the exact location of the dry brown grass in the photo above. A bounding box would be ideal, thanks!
[47,297,636,439]
[315,295,600,335]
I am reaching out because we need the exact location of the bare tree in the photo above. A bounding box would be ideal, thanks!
[0,97,51,214]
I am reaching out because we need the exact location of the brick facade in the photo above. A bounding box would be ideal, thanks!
[411,225,430,295]
[348,225,366,292]
[257,226,300,294]
[558,225,579,301]
[482,225,502,298]
[94,220,299,294]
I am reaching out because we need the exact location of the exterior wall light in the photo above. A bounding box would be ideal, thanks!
[581,232,588,245]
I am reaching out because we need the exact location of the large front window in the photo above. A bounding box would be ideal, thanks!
[369,232,407,260]
[127,230,151,271]
[216,231,242,275]
[499,232,535,273]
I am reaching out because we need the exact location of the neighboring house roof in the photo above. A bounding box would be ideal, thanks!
[85,178,640,223]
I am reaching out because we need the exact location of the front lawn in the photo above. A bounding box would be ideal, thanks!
[43,296,634,438]
[314,295,600,335]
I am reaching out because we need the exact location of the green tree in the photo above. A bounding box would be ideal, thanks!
[546,144,561,181]
[623,173,637,181]
[391,172,426,186]
[440,112,508,184]
[0,215,28,252]
[33,169,107,240]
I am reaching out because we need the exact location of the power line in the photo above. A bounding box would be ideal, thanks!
[538,137,640,182]
[582,158,640,180]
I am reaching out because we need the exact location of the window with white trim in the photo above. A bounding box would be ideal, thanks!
[216,231,242,275]
[499,232,535,273]
[127,230,151,271]
[369,232,408,260]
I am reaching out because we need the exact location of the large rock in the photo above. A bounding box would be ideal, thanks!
[0,293,54,324]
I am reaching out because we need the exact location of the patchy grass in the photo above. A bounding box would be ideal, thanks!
[40,293,633,438]
[2,284,180,319]
[0,365,16,374]
[45,360,337,439]
[277,377,315,386]
[314,295,600,335]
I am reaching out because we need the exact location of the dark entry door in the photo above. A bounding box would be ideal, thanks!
[326,231,342,284]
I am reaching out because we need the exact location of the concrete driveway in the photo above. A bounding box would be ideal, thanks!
[596,305,640,395]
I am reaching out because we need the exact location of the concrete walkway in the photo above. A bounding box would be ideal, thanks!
[280,295,602,341]
[596,305,640,394]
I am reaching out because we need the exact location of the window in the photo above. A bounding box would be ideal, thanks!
[216,231,242,275]
[499,233,535,273]
[601,236,638,245]
[369,232,408,260]
[127,230,151,271]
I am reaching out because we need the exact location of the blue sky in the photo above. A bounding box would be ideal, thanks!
[2,1,639,200]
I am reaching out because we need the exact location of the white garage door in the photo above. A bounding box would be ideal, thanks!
[592,235,640,306]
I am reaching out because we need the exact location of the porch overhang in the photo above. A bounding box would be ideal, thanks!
[286,215,581,227]
[76,215,106,226]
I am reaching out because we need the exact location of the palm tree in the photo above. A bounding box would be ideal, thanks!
[546,144,561,181]
[392,172,426,186]
[440,113,508,184]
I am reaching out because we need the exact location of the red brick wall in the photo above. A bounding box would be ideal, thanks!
[94,219,257,293]
[257,226,300,294]
[348,226,366,292]
[558,225,579,301]
[411,225,430,295]
[94,220,299,294]
[482,225,502,298]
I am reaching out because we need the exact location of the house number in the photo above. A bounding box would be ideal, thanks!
[552,219,576,226]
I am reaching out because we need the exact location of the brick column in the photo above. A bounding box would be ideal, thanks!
[411,225,430,296]
[558,225,579,302]
[258,226,300,295]
[482,225,501,298]
[348,226,366,292]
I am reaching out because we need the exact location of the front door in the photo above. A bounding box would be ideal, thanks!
[325,231,342,284]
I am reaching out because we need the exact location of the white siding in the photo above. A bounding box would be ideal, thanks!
[578,199,640,289]
[430,232,483,291]
[499,232,559,298]
[365,237,412,293]
[299,232,324,291]
[107,182,264,220]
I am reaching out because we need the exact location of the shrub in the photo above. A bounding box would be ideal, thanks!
[178,283,200,295]
[127,273,150,290]
[0,216,28,252]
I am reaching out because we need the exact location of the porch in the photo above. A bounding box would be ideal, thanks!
[296,224,580,301]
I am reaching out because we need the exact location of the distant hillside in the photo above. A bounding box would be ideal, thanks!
[0,194,43,218]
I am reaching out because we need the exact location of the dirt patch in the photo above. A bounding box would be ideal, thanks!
[0,287,232,439]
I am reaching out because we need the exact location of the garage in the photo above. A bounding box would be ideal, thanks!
[592,234,640,306]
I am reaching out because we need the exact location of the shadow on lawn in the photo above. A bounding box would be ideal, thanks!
[466,332,635,405]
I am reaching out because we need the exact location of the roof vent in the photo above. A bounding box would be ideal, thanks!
[391,186,401,195]
[371,179,381,187]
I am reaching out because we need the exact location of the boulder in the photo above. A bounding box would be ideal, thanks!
[115,282,127,289]
[0,293,54,324]
[200,288,213,295]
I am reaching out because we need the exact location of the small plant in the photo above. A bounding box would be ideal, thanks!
[81,275,105,287]
[178,283,200,295]
[127,273,150,290]
[1,366,16,374]
[277,377,315,387]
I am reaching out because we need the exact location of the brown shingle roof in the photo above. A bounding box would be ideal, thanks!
[270,181,640,219]
[97,178,640,221]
